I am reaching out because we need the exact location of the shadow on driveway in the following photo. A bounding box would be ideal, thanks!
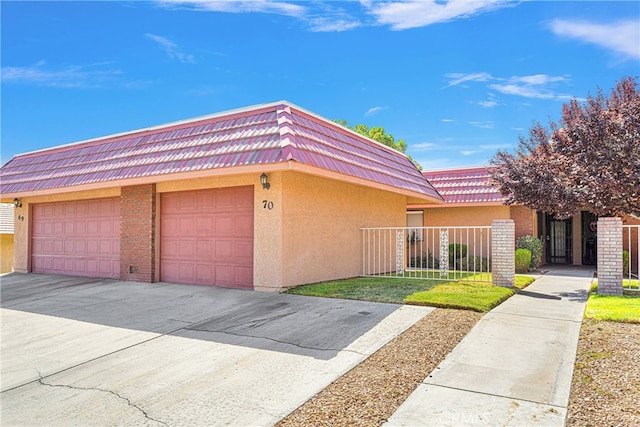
[0,273,398,360]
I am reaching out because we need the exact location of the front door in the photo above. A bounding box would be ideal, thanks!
[546,216,573,264]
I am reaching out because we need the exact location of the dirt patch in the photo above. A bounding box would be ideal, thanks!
[277,308,481,427]
[567,319,640,426]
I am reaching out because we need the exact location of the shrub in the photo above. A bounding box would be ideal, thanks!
[515,249,532,273]
[516,235,543,271]
[409,252,439,269]
[456,256,491,272]
[623,250,630,275]
[448,244,468,268]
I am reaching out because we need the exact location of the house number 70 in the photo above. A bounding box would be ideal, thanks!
[262,200,274,210]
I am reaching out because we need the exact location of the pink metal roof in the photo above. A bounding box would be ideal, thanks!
[422,166,505,205]
[0,102,442,202]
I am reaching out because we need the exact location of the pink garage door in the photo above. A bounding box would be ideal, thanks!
[160,186,254,289]
[32,198,120,278]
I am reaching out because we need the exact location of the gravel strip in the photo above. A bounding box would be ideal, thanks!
[277,308,482,427]
[567,319,640,426]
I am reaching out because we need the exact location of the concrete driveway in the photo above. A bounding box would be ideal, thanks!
[0,273,432,426]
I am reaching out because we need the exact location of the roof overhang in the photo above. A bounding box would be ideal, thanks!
[1,160,444,205]
[408,200,506,209]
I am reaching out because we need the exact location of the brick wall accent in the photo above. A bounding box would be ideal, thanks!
[120,184,156,282]
[492,220,515,287]
[510,205,534,240]
[597,217,623,296]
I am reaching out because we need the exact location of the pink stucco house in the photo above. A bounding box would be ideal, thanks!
[411,166,639,268]
[0,101,443,291]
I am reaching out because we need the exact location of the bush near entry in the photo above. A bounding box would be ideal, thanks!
[515,249,532,274]
[516,235,543,271]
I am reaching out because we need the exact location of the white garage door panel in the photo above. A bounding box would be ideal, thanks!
[32,198,120,279]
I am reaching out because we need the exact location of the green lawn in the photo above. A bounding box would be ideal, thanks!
[403,281,515,312]
[514,275,537,289]
[286,274,536,311]
[285,277,439,304]
[586,282,640,323]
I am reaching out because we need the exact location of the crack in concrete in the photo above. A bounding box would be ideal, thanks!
[185,327,368,356]
[167,318,195,326]
[490,310,584,324]
[36,372,168,426]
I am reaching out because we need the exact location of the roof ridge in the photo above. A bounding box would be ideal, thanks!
[276,105,297,162]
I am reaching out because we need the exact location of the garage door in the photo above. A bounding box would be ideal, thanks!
[160,186,253,289]
[32,198,120,278]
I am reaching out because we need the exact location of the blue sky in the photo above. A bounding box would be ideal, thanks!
[2,1,639,170]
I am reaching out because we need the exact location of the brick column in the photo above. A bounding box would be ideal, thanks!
[120,184,156,283]
[492,220,515,287]
[510,205,534,240]
[597,217,623,296]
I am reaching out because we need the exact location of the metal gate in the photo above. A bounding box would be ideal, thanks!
[361,226,492,282]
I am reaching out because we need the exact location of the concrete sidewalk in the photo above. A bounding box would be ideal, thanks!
[386,266,594,427]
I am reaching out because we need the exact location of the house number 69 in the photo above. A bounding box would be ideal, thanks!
[262,200,274,210]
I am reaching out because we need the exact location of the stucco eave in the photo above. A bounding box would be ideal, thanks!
[286,162,444,205]
[2,159,444,205]
[0,163,291,200]
[410,201,507,209]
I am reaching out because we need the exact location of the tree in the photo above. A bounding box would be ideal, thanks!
[334,120,420,169]
[489,76,640,219]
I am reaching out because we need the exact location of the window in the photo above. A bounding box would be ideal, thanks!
[407,211,424,242]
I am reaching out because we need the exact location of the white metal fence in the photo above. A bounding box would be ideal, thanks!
[623,224,639,292]
[361,226,492,282]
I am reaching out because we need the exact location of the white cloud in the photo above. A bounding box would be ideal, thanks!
[489,83,555,99]
[155,1,360,32]
[448,71,575,101]
[461,150,481,156]
[413,157,471,170]
[365,106,386,117]
[445,72,493,88]
[509,74,568,85]
[476,100,499,108]
[412,142,436,150]
[488,76,575,101]
[469,121,494,129]
[308,17,361,32]
[146,33,196,63]
[550,19,640,59]
[1,61,122,88]
[155,0,306,17]
[155,0,516,32]
[441,118,455,122]
[365,0,513,30]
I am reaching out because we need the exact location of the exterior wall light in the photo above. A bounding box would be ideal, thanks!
[13,198,22,208]
[260,173,270,190]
